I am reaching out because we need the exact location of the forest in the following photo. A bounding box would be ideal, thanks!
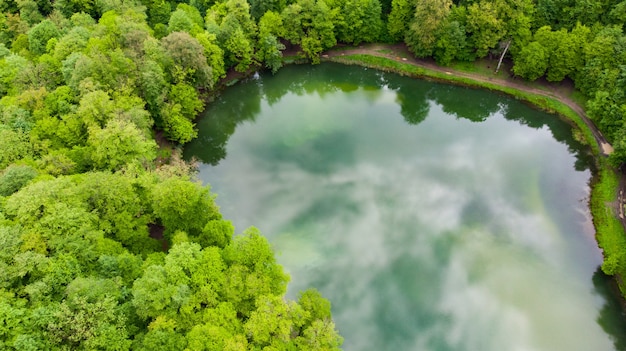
[0,0,625,348]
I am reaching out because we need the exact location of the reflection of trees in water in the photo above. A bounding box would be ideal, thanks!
[593,267,626,351]
[385,76,432,125]
[501,100,594,172]
[187,63,435,166]
[428,83,592,172]
[183,78,262,165]
[186,63,592,172]
[430,84,501,123]
[263,63,391,103]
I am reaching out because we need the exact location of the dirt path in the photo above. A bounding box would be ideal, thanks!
[323,43,613,156]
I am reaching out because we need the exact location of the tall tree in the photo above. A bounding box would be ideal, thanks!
[87,118,157,171]
[281,0,336,63]
[512,41,549,80]
[387,0,413,42]
[161,31,213,88]
[405,0,452,57]
[466,0,505,58]
[332,0,383,45]
[206,0,257,72]
[256,11,285,73]
[433,20,468,65]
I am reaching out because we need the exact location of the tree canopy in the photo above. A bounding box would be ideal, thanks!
[1,0,626,347]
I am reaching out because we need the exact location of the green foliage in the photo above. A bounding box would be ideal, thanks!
[0,128,34,169]
[168,82,204,120]
[194,31,226,84]
[146,0,171,27]
[177,3,204,28]
[0,1,350,349]
[405,0,451,57]
[386,0,412,42]
[282,0,336,63]
[244,295,306,347]
[138,325,187,351]
[0,54,29,96]
[332,0,383,45]
[87,118,157,170]
[16,0,43,26]
[466,0,505,58]
[0,43,10,57]
[160,102,198,143]
[298,289,332,324]
[433,20,468,65]
[206,0,257,72]
[224,26,254,72]
[198,219,234,248]
[0,164,37,196]
[168,9,196,34]
[138,59,168,121]
[546,25,588,82]
[161,31,213,88]
[512,41,549,80]
[53,0,98,19]
[29,22,61,58]
[257,11,285,72]
[249,0,286,20]
[257,33,285,73]
[591,165,626,290]
[46,296,132,349]
[151,178,220,236]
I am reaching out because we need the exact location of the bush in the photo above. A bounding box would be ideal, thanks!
[0,164,37,196]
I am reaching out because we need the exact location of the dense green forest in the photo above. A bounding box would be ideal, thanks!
[0,0,625,347]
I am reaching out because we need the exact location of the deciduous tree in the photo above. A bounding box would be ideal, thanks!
[405,0,452,57]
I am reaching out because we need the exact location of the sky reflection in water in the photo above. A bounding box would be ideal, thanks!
[185,64,626,351]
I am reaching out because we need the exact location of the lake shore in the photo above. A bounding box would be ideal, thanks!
[319,45,626,299]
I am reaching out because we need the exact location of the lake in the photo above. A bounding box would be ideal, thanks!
[184,63,626,351]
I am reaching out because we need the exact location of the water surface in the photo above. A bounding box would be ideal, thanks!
[185,64,626,351]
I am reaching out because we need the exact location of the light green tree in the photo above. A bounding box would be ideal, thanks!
[333,0,383,45]
[87,119,157,171]
[512,41,548,80]
[151,178,220,237]
[466,0,505,58]
[405,0,452,57]
[387,0,413,42]
[0,164,37,196]
[281,0,336,63]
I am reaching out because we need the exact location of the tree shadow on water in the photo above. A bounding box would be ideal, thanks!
[503,99,595,172]
[429,84,501,123]
[593,267,626,351]
[183,78,263,165]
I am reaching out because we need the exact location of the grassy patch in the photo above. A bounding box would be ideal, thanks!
[449,59,498,76]
[448,60,479,72]
[375,49,394,55]
[570,90,589,109]
[591,163,626,293]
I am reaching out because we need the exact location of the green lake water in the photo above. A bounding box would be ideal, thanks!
[184,63,626,351]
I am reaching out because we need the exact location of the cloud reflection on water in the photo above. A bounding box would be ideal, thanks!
[191,68,613,351]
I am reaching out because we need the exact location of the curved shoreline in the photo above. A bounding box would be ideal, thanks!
[319,46,626,298]
[211,45,626,297]
[322,44,613,156]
